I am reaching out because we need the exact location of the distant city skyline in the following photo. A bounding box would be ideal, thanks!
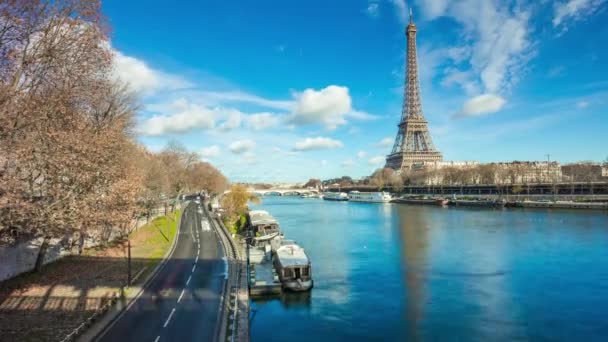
[103,0,608,182]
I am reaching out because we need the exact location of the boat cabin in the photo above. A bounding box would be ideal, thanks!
[248,210,280,236]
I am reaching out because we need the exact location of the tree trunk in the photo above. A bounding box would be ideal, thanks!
[78,232,85,255]
[35,236,51,272]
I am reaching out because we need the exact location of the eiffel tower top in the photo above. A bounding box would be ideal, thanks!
[401,9,423,121]
[407,8,416,32]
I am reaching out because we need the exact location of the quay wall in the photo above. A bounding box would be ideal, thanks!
[0,210,163,283]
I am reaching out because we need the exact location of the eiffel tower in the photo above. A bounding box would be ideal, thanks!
[385,10,442,171]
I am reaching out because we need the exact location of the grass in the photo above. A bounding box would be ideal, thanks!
[0,209,181,341]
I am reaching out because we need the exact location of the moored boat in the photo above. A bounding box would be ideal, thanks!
[451,199,506,208]
[348,191,392,203]
[273,242,313,291]
[517,200,608,210]
[393,197,448,205]
[322,192,348,201]
[248,210,280,236]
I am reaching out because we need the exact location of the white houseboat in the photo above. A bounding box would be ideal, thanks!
[273,241,313,291]
[348,191,392,203]
[322,192,348,201]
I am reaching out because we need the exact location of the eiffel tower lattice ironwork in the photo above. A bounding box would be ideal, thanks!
[385,10,442,171]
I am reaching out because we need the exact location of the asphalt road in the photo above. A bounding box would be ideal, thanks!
[96,201,226,342]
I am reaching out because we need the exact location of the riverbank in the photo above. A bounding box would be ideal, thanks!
[0,210,180,341]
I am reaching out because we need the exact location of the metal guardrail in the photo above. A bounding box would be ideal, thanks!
[204,203,244,342]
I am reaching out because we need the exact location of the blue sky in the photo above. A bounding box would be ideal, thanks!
[103,0,608,182]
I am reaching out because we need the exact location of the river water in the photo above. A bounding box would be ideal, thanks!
[249,197,608,341]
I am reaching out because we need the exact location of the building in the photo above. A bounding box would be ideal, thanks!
[385,11,443,171]
[405,161,562,186]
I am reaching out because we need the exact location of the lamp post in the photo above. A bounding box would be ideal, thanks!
[127,238,132,287]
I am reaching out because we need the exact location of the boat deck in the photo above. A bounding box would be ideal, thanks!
[249,249,282,297]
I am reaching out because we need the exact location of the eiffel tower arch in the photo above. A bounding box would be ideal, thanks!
[386,11,442,171]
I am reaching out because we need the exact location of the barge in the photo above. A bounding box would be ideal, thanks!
[451,199,507,208]
[392,197,449,206]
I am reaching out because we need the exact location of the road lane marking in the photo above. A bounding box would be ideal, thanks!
[154,336,160,342]
[222,256,228,280]
[195,255,199,263]
[192,264,196,272]
[186,275,192,286]
[163,308,176,328]
[177,289,185,303]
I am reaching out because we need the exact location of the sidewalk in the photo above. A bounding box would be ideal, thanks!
[0,211,180,342]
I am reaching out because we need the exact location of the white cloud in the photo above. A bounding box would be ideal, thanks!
[368,156,385,165]
[367,1,380,18]
[138,99,216,136]
[417,0,449,19]
[218,110,242,131]
[247,113,280,130]
[243,152,257,165]
[112,50,190,94]
[389,0,408,24]
[347,127,360,134]
[553,0,605,30]
[357,151,367,159]
[229,139,256,154]
[415,1,533,95]
[375,137,393,148]
[293,137,343,151]
[577,100,589,108]
[341,159,355,167]
[289,85,352,129]
[455,94,506,118]
[321,160,328,166]
[199,145,221,158]
[194,90,293,111]
[547,65,566,78]
[347,110,378,120]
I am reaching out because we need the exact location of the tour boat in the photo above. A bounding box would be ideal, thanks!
[322,192,349,201]
[273,242,313,291]
[347,191,392,203]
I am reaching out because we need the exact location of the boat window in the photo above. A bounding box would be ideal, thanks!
[284,268,294,278]
[302,267,309,277]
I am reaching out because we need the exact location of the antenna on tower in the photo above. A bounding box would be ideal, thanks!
[409,8,413,23]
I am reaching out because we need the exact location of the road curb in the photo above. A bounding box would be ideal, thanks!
[75,205,184,342]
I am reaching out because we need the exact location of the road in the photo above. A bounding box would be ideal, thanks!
[96,200,227,342]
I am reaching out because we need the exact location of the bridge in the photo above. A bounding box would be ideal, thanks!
[249,188,321,196]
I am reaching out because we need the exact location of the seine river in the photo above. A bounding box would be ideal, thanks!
[249,196,608,341]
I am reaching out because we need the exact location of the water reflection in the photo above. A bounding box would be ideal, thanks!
[253,292,311,310]
[395,205,429,340]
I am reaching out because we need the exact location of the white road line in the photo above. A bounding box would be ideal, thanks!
[222,256,228,280]
[192,264,196,272]
[163,308,176,328]
[177,289,185,303]
[195,255,199,263]
[154,336,160,342]
[186,275,192,286]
